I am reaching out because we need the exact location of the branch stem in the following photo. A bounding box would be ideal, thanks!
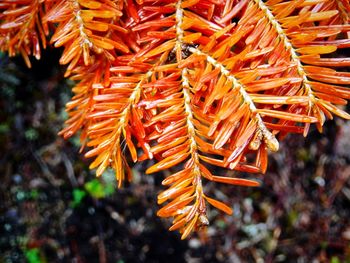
[175,0,208,228]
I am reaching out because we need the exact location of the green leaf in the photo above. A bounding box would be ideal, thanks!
[25,128,39,141]
[84,179,115,199]
[24,248,42,263]
[72,189,86,207]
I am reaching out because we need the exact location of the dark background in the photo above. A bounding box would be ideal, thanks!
[1,49,350,263]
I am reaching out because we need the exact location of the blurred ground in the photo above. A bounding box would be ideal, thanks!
[1,50,350,263]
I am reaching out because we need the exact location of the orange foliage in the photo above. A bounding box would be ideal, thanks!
[1,0,350,239]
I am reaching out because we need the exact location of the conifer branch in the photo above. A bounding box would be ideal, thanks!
[44,0,128,76]
[86,68,154,187]
[0,0,48,67]
[188,47,280,152]
[175,0,208,238]
[1,0,350,239]
[254,0,315,110]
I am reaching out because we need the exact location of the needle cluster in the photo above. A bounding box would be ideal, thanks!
[1,0,350,239]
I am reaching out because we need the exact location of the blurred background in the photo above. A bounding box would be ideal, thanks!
[1,49,350,263]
